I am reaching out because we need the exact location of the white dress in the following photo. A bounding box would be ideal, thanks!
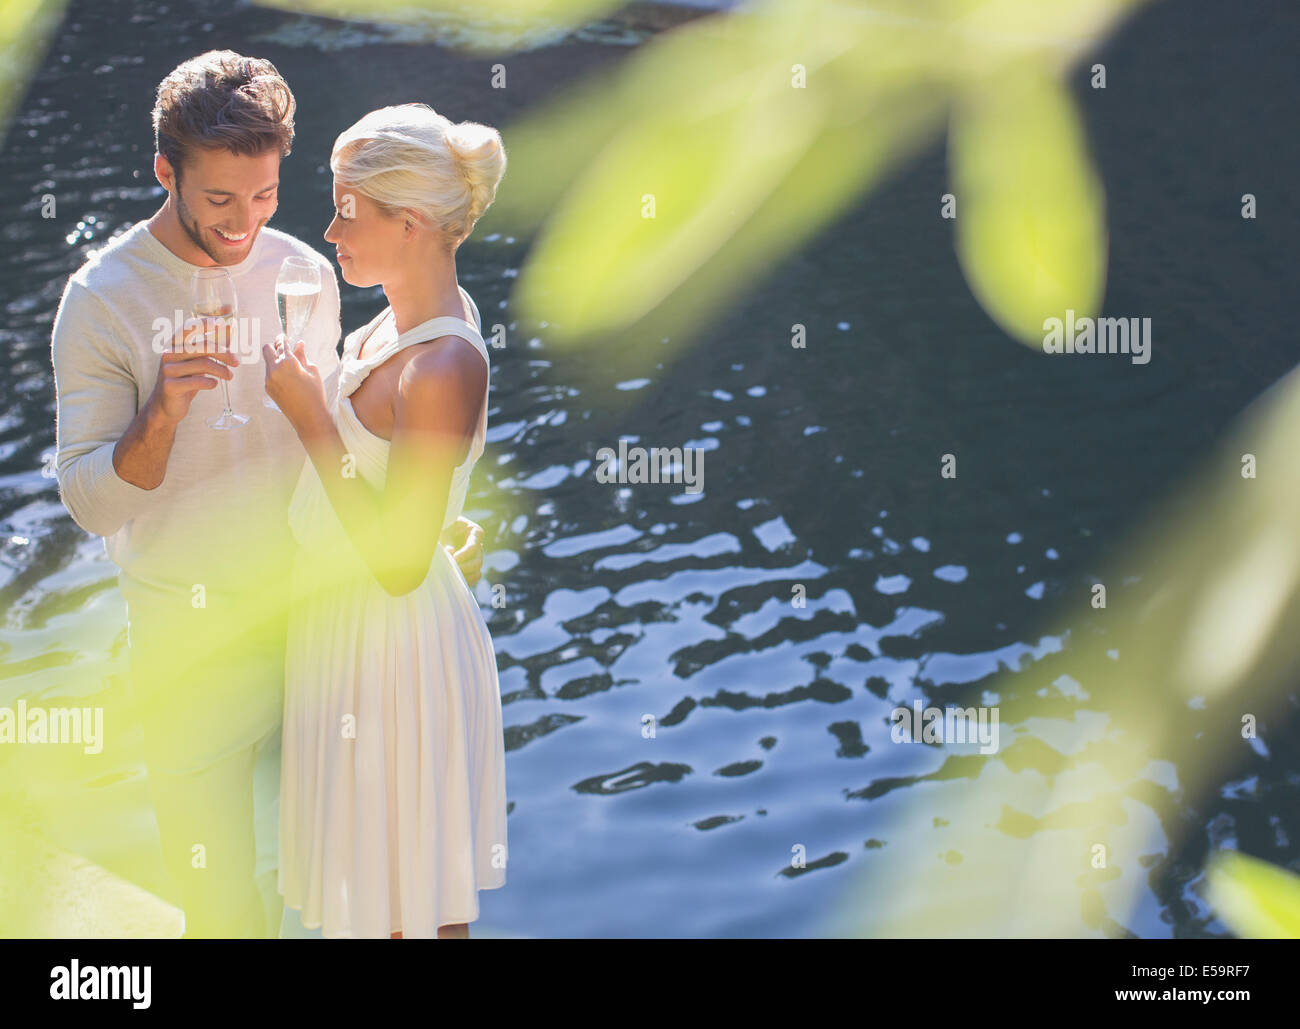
[277,287,507,938]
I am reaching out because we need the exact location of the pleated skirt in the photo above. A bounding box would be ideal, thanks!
[277,543,507,938]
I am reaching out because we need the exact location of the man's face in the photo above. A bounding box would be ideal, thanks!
[157,146,281,266]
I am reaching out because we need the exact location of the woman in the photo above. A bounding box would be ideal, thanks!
[264,104,507,939]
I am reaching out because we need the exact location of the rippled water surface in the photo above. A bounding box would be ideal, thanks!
[1,0,1298,937]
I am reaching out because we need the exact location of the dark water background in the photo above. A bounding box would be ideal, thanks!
[0,0,1297,936]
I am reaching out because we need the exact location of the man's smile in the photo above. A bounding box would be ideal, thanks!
[213,226,250,245]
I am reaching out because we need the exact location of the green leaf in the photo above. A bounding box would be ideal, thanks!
[0,0,68,149]
[249,0,628,50]
[510,0,947,345]
[1207,852,1300,939]
[949,65,1107,346]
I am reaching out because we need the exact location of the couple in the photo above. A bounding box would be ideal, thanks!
[50,50,507,939]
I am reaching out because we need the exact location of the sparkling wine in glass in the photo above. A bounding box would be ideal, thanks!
[266,256,322,410]
[191,267,248,430]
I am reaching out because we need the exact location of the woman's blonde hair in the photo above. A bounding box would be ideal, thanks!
[330,103,506,249]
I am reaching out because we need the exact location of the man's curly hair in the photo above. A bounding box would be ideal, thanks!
[152,50,295,182]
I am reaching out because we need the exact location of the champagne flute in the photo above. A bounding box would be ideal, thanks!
[266,256,322,410]
[191,267,248,430]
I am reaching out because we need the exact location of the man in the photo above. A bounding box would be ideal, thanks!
[50,50,485,938]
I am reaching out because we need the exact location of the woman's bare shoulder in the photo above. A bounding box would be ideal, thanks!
[399,333,487,396]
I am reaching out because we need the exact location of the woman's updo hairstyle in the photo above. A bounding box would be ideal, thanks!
[330,103,506,249]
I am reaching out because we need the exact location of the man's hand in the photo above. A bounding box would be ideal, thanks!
[150,317,239,425]
[114,318,238,491]
[442,516,485,586]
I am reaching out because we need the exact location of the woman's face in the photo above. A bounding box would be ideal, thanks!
[323,180,406,287]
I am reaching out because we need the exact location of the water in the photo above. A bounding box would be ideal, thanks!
[1,0,1297,937]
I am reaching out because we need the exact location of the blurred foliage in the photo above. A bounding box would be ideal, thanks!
[1208,852,1300,939]
[0,0,68,147]
[8,0,1300,938]
[496,0,1141,350]
[0,475,519,936]
[0,816,183,936]
[238,0,1148,350]
[0,0,1153,380]
[823,360,1300,937]
[950,63,1106,346]
[254,0,629,41]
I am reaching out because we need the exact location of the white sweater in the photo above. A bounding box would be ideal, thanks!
[51,220,342,621]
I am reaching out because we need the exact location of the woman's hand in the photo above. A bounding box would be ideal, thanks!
[442,516,486,586]
[263,336,330,439]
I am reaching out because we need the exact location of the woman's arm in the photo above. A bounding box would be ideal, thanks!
[266,337,486,597]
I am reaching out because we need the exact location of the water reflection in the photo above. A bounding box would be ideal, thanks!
[0,0,1297,938]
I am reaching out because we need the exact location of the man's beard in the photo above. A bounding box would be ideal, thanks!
[176,189,253,266]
